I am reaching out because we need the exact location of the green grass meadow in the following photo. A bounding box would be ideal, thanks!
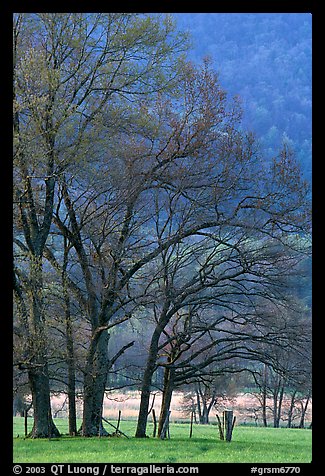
[13,417,312,464]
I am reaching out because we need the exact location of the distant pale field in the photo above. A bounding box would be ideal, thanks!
[47,391,312,426]
[13,418,312,463]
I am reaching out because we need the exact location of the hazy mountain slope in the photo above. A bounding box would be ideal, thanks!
[174,13,312,180]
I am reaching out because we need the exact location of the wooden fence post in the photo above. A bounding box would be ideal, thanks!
[116,410,121,432]
[216,414,224,440]
[216,411,236,442]
[223,410,235,442]
[189,410,194,438]
[152,409,157,438]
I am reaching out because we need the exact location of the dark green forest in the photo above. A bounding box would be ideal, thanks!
[175,13,312,180]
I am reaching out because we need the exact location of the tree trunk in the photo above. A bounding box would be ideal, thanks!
[28,256,60,438]
[299,392,311,429]
[195,383,215,425]
[273,394,278,428]
[81,331,109,436]
[158,367,175,438]
[275,385,285,428]
[67,341,77,436]
[262,364,268,427]
[63,243,77,436]
[201,404,209,424]
[135,327,163,438]
[287,390,297,428]
[28,364,60,438]
[196,388,202,423]
[13,394,23,417]
[272,378,284,428]
[135,359,157,438]
[160,411,171,440]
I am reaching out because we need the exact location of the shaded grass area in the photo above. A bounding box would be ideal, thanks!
[13,417,312,463]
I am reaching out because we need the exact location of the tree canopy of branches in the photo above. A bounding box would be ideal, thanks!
[13,12,189,437]
[13,13,311,438]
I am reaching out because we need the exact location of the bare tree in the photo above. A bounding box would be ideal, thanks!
[181,375,237,425]
[135,220,310,438]
[13,12,189,437]
[13,14,310,440]
[249,301,311,427]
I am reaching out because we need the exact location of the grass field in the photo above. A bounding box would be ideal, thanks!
[13,417,312,464]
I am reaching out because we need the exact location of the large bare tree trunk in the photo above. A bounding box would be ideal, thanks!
[81,328,135,437]
[28,364,60,438]
[81,331,110,436]
[28,257,60,438]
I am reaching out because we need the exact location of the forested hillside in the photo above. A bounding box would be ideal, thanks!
[174,13,312,180]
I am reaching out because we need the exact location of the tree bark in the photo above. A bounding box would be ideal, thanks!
[196,383,215,424]
[28,257,60,438]
[135,323,167,438]
[81,331,110,436]
[196,387,202,423]
[287,390,297,429]
[135,354,157,438]
[158,367,175,438]
[201,404,210,424]
[28,364,60,438]
[299,392,311,429]
[63,240,77,436]
[262,364,268,427]
[66,321,77,436]
[160,411,171,440]
[274,384,284,428]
